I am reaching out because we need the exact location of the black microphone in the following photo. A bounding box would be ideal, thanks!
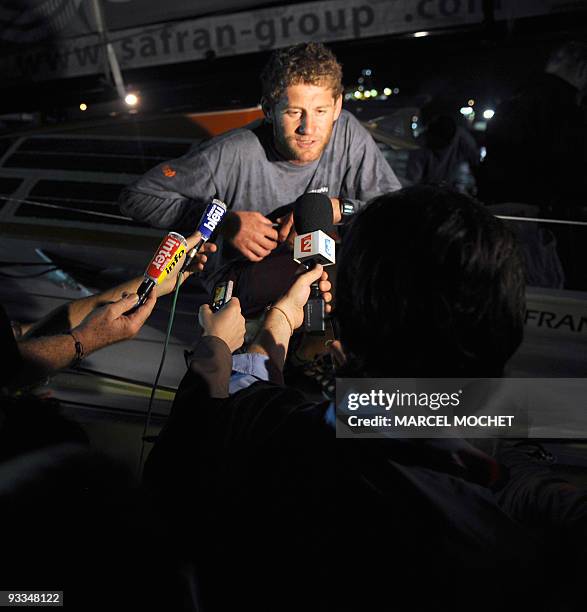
[293,193,336,334]
[293,193,335,237]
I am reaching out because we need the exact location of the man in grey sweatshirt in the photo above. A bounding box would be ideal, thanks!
[119,42,400,303]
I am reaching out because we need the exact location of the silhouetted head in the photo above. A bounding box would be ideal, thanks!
[419,97,458,149]
[336,186,525,377]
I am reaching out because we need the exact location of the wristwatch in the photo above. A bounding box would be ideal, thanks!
[339,198,356,219]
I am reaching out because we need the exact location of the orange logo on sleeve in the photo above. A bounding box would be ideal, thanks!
[162,165,176,177]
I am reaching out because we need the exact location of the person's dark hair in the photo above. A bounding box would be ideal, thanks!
[336,186,525,377]
[260,42,343,106]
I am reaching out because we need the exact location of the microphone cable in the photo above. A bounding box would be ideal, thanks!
[136,273,182,480]
[134,198,227,478]
[134,238,210,480]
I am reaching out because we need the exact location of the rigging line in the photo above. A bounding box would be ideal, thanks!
[0,267,59,278]
[495,215,587,227]
[0,194,131,221]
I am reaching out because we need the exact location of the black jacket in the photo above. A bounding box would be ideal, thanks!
[145,338,540,612]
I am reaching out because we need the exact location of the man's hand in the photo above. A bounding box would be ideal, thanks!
[156,230,217,297]
[274,265,332,330]
[223,211,278,262]
[275,197,341,246]
[275,210,296,245]
[330,197,342,224]
[74,290,157,355]
[199,297,246,353]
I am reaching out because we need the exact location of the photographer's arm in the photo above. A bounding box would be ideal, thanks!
[185,298,246,398]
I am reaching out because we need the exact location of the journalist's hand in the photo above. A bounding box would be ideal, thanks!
[156,231,217,297]
[274,265,332,330]
[199,297,246,353]
[74,290,157,354]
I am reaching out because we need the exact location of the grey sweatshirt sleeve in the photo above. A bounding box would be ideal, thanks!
[118,143,219,232]
[338,113,402,209]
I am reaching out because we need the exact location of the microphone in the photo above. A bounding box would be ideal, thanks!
[130,231,188,312]
[293,192,335,236]
[293,193,336,334]
[182,198,228,270]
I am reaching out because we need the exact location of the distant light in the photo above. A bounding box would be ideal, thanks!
[370,89,378,97]
[79,103,87,111]
[480,146,487,161]
[483,109,495,120]
[412,115,418,122]
[364,90,371,98]
[354,91,361,98]
[124,93,139,106]
[393,87,399,94]
[383,87,392,96]
[413,31,429,37]
[363,68,372,76]
[358,77,364,83]
[460,106,474,116]
[358,85,364,91]
[468,99,475,106]
[344,93,352,100]
[411,122,418,130]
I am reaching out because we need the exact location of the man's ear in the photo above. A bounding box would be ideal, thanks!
[333,94,343,121]
[261,97,273,123]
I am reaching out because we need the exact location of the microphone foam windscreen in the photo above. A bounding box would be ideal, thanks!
[293,193,334,234]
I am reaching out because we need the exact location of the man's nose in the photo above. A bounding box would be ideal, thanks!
[298,113,315,135]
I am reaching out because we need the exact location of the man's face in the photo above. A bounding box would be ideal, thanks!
[268,83,342,165]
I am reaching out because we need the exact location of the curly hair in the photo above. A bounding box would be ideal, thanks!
[260,42,344,105]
